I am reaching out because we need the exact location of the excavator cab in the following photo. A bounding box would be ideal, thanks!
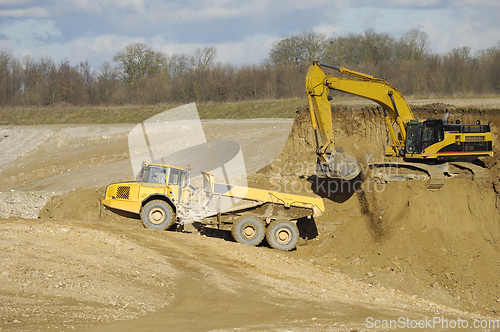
[405,120,444,155]
[405,119,492,157]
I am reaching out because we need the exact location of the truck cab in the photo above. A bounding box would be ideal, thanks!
[136,164,187,203]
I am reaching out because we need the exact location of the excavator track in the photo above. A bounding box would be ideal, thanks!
[368,161,488,189]
[368,162,446,190]
[449,162,489,181]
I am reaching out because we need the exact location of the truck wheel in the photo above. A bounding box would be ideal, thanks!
[231,216,265,246]
[141,200,176,230]
[265,220,299,251]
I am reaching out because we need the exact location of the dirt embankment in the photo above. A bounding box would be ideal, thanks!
[2,102,500,331]
[250,103,500,317]
[38,102,500,319]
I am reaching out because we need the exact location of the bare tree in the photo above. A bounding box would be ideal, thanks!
[0,49,11,104]
[78,61,95,102]
[269,30,327,66]
[167,53,192,77]
[192,46,217,70]
[442,46,475,94]
[476,41,500,93]
[37,56,58,105]
[96,61,119,103]
[323,33,359,65]
[361,29,395,63]
[324,30,395,65]
[395,28,430,62]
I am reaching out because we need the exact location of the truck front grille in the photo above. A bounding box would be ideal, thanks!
[116,186,131,199]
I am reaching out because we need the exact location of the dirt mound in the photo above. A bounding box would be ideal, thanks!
[257,103,500,316]
[38,186,139,226]
[304,179,500,314]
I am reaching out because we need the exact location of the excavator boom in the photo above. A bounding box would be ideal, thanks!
[306,62,415,155]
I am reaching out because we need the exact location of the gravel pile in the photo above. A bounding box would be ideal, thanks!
[0,191,61,219]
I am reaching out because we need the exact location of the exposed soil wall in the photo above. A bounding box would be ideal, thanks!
[252,103,500,316]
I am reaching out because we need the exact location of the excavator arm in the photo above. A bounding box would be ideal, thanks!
[305,62,417,180]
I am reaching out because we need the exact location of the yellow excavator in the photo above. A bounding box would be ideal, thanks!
[305,61,493,186]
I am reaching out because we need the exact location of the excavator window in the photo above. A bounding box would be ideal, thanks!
[405,120,444,154]
[421,120,444,151]
[405,122,421,154]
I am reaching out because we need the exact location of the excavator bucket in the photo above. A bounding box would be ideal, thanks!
[316,147,362,181]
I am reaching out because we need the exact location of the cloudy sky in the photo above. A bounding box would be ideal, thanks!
[0,0,499,69]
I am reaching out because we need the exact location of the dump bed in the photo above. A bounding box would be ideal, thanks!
[202,172,324,218]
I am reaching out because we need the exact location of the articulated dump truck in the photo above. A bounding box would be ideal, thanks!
[102,163,324,251]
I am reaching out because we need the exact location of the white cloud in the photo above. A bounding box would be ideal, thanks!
[1,19,62,44]
[216,35,276,66]
[59,0,148,15]
[149,33,275,66]
[69,34,146,66]
[451,21,500,52]
[451,0,500,7]
[0,39,12,50]
[87,0,332,25]
[417,15,499,54]
[1,0,500,69]
[383,0,441,7]
[265,0,330,11]
[419,18,452,53]
[313,24,340,37]
[0,0,34,5]
[66,32,275,69]
[84,35,145,53]
[0,19,67,62]
[0,7,50,18]
[160,2,261,23]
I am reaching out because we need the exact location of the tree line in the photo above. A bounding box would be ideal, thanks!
[0,28,499,107]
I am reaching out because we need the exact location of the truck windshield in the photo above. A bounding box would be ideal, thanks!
[138,166,168,184]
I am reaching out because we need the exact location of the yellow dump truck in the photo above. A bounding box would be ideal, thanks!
[102,163,324,251]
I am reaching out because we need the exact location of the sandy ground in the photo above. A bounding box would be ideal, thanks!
[1,101,500,331]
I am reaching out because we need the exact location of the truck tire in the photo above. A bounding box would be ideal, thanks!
[231,216,265,246]
[265,220,299,251]
[141,200,176,230]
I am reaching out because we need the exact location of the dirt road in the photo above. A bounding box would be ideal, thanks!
[1,103,500,331]
[3,215,481,332]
